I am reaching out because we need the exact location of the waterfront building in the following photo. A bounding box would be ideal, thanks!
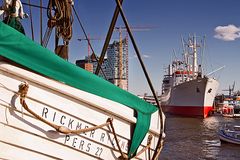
[75,59,93,73]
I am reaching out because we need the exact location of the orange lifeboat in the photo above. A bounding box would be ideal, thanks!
[175,70,193,74]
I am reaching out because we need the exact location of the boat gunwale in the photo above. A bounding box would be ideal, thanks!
[0,61,160,136]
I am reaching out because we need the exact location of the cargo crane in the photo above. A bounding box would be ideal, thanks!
[223,81,236,97]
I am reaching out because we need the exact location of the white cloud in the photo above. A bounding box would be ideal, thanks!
[133,54,151,59]
[143,54,150,58]
[214,24,240,41]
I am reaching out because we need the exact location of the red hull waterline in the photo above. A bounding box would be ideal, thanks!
[162,105,213,118]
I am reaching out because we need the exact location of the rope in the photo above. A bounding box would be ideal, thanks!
[108,119,128,159]
[17,82,154,159]
[47,0,73,43]
[41,0,73,51]
[153,136,164,160]
[134,134,153,159]
[18,82,110,134]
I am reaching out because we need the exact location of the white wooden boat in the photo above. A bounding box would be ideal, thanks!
[219,125,240,145]
[0,22,165,159]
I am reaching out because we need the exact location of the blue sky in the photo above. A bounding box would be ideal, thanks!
[10,0,240,95]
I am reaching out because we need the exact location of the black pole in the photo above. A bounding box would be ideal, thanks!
[114,1,164,158]
[95,0,124,75]
[72,6,107,79]
[114,0,161,110]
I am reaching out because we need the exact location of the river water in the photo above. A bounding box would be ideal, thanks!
[159,114,240,160]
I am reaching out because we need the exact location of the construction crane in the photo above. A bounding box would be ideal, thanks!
[113,26,152,89]
[77,34,115,76]
[77,34,103,62]
[77,34,105,73]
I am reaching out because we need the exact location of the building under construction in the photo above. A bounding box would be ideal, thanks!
[107,38,128,90]
[76,38,128,91]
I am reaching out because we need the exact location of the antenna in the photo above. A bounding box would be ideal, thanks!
[173,49,177,61]
[181,35,186,53]
[200,35,206,74]
[206,65,225,76]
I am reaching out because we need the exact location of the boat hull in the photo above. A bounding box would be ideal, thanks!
[163,105,213,118]
[161,77,219,118]
[218,130,240,145]
[0,62,164,160]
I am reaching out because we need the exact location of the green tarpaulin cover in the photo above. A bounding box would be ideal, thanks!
[0,22,158,157]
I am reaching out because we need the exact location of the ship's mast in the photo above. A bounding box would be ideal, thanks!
[192,35,198,77]
[181,36,188,71]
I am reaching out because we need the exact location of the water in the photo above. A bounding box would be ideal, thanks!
[159,114,240,160]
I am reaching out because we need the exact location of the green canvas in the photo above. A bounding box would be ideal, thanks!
[0,21,158,157]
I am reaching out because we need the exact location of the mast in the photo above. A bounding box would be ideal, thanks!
[181,36,186,70]
[192,35,198,77]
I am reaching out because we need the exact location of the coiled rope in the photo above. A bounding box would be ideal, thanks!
[47,0,73,43]
[41,0,74,59]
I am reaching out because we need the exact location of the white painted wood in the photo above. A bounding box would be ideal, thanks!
[0,62,163,159]
[0,123,106,160]
[0,141,62,160]
[0,101,131,152]
[0,77,132,140]
[0,63,136,124]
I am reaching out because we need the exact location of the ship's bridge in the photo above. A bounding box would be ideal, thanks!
[174,70,193,85]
